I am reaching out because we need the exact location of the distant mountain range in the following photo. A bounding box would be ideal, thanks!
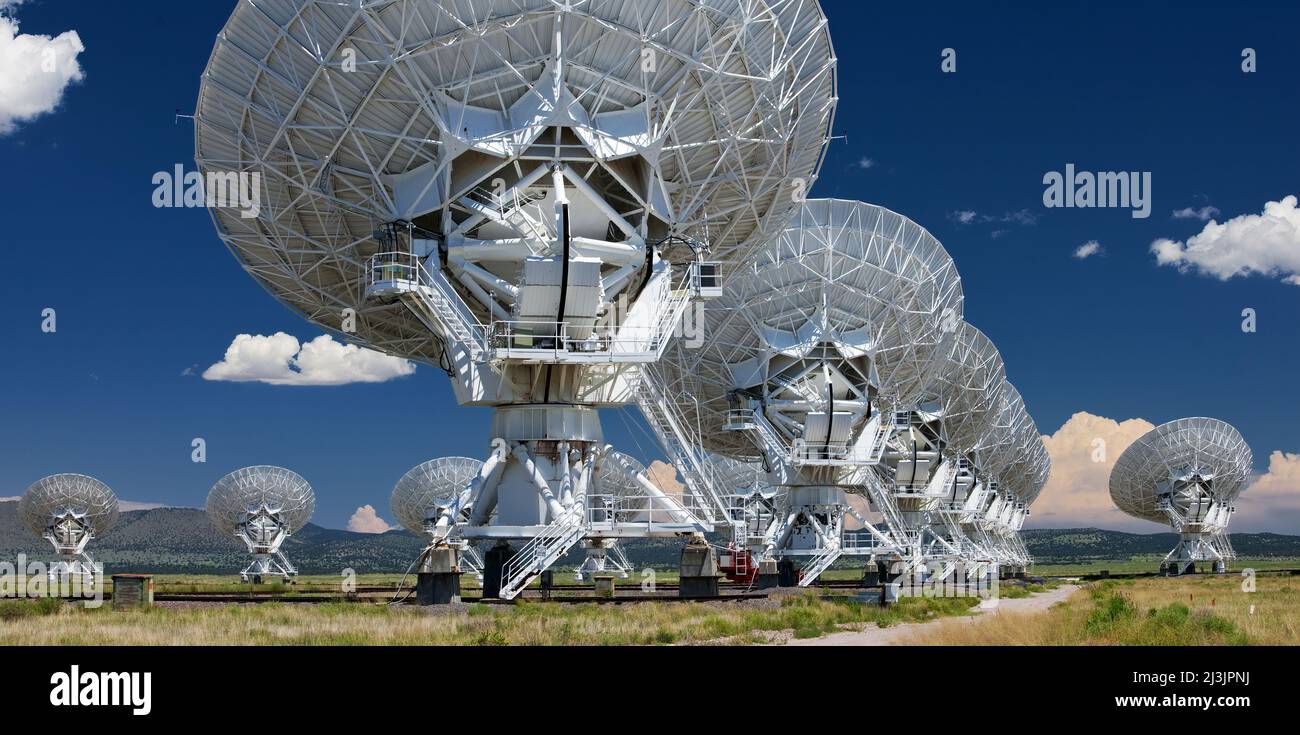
[2,501,1298,574]
[1020,528,1300,563]
[0,502,427,575]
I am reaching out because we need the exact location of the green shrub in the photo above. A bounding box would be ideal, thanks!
[473,629,509,646]
[1084,592,1136,635]
[0,598,66,621]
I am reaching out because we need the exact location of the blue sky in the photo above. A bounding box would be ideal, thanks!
[0,0,1296,531]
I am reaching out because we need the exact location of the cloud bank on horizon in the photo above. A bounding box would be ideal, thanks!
[202,333,416,387]
[0,2,85,135]
[1029,412,1300,534]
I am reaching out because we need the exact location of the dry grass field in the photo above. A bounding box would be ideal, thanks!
[0,590,976,646]
[3,571,1296,646]
[903,572,1298,645]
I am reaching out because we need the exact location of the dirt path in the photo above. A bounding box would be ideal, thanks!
[785,585,1080,646]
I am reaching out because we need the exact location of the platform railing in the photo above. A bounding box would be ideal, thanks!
[365,251,491,362]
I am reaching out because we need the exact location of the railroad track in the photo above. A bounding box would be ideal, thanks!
[1043,567,1300,582]
[127,590,775,605]
[98,576,1040,605]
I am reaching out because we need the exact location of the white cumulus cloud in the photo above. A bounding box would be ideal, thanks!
[1029,412,1300,534]
[1026,412,1157,531]
[1073,241,1104,259]
[347,505,392,534]
[1234,451,1300,533]
[0,7,85,135]
[1152,196,1300,285]
[203,333,415,386]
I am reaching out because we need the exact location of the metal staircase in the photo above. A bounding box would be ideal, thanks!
[464,186,551,246]
[497,510,587,601]
[747,410,790,464]
[635,368,732,530]
[860,467,914,550]
[407,271,491,363]
[798,539,843,587]
[647,267,699,359]
[366,253,491,363]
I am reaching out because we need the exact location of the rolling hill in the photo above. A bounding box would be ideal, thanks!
[1021,528,1300,563]
[3,501,1298,574]
[0,501,426,575]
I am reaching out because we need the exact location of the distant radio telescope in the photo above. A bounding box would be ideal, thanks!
[206,466,315,583]
[390,457,484,539]
[390,456,488,582]
[1109,417,1251,574]
[20,474,118,586]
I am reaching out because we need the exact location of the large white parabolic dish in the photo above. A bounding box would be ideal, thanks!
[206,466,316,536]
[20,474,119,539]
[971,381,1029,485]
[194,0,837,366]
[390,457,484,537]
[1108,417,1251,524]
[654,199,964,460]
[930,322,1006,456]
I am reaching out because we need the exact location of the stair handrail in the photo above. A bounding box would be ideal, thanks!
[498,509,586,600]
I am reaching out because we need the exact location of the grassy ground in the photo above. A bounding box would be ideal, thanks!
[903,573,1297,645]
[0,591,977,646]
[1029,557,1300,577]
[8,565,1293,646]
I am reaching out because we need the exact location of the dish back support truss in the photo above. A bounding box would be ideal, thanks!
[206,466,316,582]
[898,322,1008,574]
[643,199,965,586]
[194,0,837,369]
[20,474,119,586]
[194,0,838,601]
[1109,417,1251,571]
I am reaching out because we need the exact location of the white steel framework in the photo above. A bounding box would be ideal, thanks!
[1109,417,1251,574]
[647,199,964,587]
[957,382,1048,573]
[20,474,119,588]
[195,0,838,600]
[206,466,316,583]
[899,322,1008,583]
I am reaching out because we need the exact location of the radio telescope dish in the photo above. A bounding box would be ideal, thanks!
[391,457,483,538]
[1023,437,1052,504]
[1109,418,1252,522]
[1109,418,1251,574]
[973,382,1031,484]
[930,322,1006,455]
[655,199,965,461]
[196,0,838,601]
[1001,417,1045,503]
[206,466,315,583]
[20,474,118,586]
[706,454,777,502]
[21,474,118,539]
[644,199,964,589]
[195,0,838,364]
